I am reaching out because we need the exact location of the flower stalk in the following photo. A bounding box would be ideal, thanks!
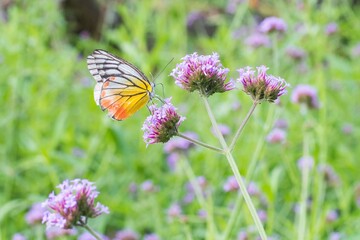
[202,95,267,240]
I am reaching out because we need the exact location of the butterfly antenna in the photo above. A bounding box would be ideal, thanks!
[152,58,174,83]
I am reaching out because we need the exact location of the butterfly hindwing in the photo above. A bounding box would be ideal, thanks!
[87,49,153,120]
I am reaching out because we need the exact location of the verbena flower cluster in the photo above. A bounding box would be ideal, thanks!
[237,66,288,102]
[170,52,234,97]
[42,179,109,229]
[142,98,185,145]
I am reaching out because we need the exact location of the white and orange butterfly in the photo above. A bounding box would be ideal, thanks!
[87,49,154,121]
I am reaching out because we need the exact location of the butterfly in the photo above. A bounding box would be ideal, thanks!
[87,49,154,121]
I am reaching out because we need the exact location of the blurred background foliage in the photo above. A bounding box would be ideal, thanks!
[0,0,360,239]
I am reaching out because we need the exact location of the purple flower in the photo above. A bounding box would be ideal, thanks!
[211,124,231,137]
[274,118,288,129]
[141,180,157,193]
[351,42,360,57]
[329,232,342,240]
[291,84,320,109]
[237,231,248,240]
[245,33,270,48]
[226,0,245,14]
[257,209,267,223]
[286,46,306,60]
[259,17,287,33]
[12,233,27,240]
[163,132,198,153]
[144,233,160,240]
[297,156,314,171]
[223,176,239,192]
[42,179,109,229]
[247,181,260,197]
[325,22,338,35]
[142,98,185,145]
[45,227,77,239]
[266,128,286,144]
[25,202,46,225]
[237,66,288,103]
[113,229,139,240]
[342,123,353,135]
[170,52,234,97]
[167,203,183,220]
[326,209,339,223]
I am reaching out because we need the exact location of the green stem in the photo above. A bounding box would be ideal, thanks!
[229,101,259,152]
[202,96,267,240]
[82,224,102,240]
[298,125,311,240]
[177,132,223,153]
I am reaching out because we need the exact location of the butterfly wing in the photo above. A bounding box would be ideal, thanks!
[87,49,153,120]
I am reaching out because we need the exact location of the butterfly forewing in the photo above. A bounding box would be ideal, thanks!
[87,49,153,120]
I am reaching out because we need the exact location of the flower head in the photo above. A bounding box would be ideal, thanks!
[325,22,338,35]
[259,17,287,33]
[25,202,46,225]
[291,84,319,109]
[114,229,139,240]
[245,33,270,48]
[170,52,233,97]
[297,156,314,171]
[142,98,185,145]
[286,46,306,60]
[164,132,198,153]
[42,179,109,229]
[266,128,287,144]
[237,66,288,103]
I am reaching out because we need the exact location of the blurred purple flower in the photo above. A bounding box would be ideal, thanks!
[237,231,248,240]
[326,209,339,223]
[42,179,109,229]
[113,229,139,240]
[274,118,288,129]
[12,234,27,240]
[245,33,270,48]
[142,98,185,145]
[247,181,261,197]
[167,203,183,220]
[291,84,320,109]
[163,132,198,153]
[197,209,207,219]
[351,42,360,57]
[325,22,338,35]
[297,156,314,171]
[266,128,286,144]
[45,227,77,239]
[329,232,342,240]
[223,176,239,192]
[341,123,353,135]
[259,17,287,33]
[170,52,234,97]
[211,124,231,137]
[141,180,157,193]
[257,209,267,223]
[286,46,306,60]
[226,0,245,14]
[144,233,160,240]
[186,176,208,193]
[166,152,180,171]
[25,202,45,225]
[237,66,288,103]
[355,184,360,208]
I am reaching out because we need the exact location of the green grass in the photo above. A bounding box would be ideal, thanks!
[1,0,360,239]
